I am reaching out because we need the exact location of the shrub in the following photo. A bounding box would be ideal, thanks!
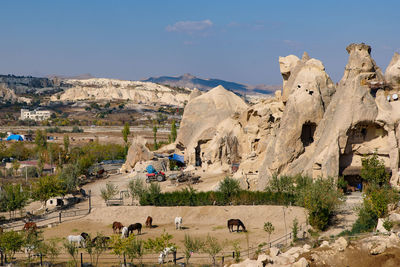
[266,174,295,195]
[361,153,390,186]
[291,218,299,242]
[218,177,241,201]
[100,183,119,202]
[296,177,343,230]
[383,218,394,232]
[263,222,274,243]
[183,234,203,264]
[71,126,84,133]
[202,235,223,267]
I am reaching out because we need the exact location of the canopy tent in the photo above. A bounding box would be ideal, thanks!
[6,134,23,141]
[168,154,184,164]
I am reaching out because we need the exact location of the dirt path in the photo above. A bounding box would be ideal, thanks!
[321,192,363,237]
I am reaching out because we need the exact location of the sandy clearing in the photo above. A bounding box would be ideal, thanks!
[42,205,307,252]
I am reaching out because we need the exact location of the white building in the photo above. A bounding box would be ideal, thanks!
[20,109,51,121]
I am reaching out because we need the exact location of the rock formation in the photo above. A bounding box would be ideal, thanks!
[51,78,191,106]
[385,52,400,90]
[0,84,30,103]
[121,136,154,173]
[123,43,400,189]
[175,85,248,167]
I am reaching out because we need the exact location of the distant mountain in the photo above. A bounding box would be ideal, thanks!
[143,73,280,95]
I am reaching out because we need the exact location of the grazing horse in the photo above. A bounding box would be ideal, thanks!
[158,246,175,264]
[175,217,182,230]
[128,223,142,235]
[68,235,86,247]
[23,222,37,232]
[112,221,124,234]
[121,227,129,238]
[81,232,90,241]
[145,216,153,228]
[227,219,246,232]
[92,236,111,246]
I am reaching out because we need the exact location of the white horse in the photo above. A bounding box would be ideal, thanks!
[67,235,85,247]
[121,226,129,239]
[175,217,182,230]
[158,246,175,264]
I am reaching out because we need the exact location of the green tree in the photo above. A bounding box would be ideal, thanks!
[291,218,299,242]
[100,182,119,202]
[122,123,131,144]
[153,124,158,150]
[35,129,47,148]
[12,160,20,177]
[2,184,29,218]
[263,221,275,243]
[296,177,343,230]
[144,231,175,253]
[63,240,78,267]
[361,153,390,186]
[58,164,80,193]
[170,120,177,142]
[63,134,70,153]
[32,175,65,206]
[125,236,145,265]
[183,234,203,264]
[127,178,146,204]
[218,177,241,200]
[266,175,295,195]
[0,230,25,263]
[202,235,223,267]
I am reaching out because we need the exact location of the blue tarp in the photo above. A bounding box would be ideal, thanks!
[146,165,156,174]
[168,154,184,164]
[6,134,23,141]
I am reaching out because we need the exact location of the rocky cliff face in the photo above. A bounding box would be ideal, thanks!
[0,84,30,103]
[52,78,191,106]
[124,43,400,189]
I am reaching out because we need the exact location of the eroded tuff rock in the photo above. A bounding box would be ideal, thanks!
[121,136,154,173]
[175,85,248,167]
[256,43,400,188]
[385,52,400,90]
[51,78,191,106]
[0,84,30,103]
[259,52,336,186]
[143,43,400,189]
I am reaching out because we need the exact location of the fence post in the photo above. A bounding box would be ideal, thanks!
[232,251,235,259]
[222,256,224,266]
[1,250,3,266]
[88,190,92,213]
[173,250,177,265]
[40,253,43,266]
[59,211,62,224]
[123,253,127,267]
[80,252,83,267]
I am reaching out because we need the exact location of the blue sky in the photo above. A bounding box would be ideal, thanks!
[1,0,399,85]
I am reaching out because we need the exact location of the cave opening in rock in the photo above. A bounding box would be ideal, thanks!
[301,122,317,147]
[195,144,202,167]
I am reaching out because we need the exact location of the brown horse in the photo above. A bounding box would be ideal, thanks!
[128,223,142,235]
[145,216,153,228]
[227,219,246,232]
[112,221,124,234]
[23,222,37,232]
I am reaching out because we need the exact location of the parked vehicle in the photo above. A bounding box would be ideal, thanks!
[145,165,166,183]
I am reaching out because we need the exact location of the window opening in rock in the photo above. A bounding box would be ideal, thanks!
[301,122,317,147]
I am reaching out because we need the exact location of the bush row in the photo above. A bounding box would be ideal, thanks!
[139,190,295,206]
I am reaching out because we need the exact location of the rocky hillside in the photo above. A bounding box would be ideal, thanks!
[51,78,192,106]
[143,73,280,95]
[0,74,68,95]
[0,83,30,103]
